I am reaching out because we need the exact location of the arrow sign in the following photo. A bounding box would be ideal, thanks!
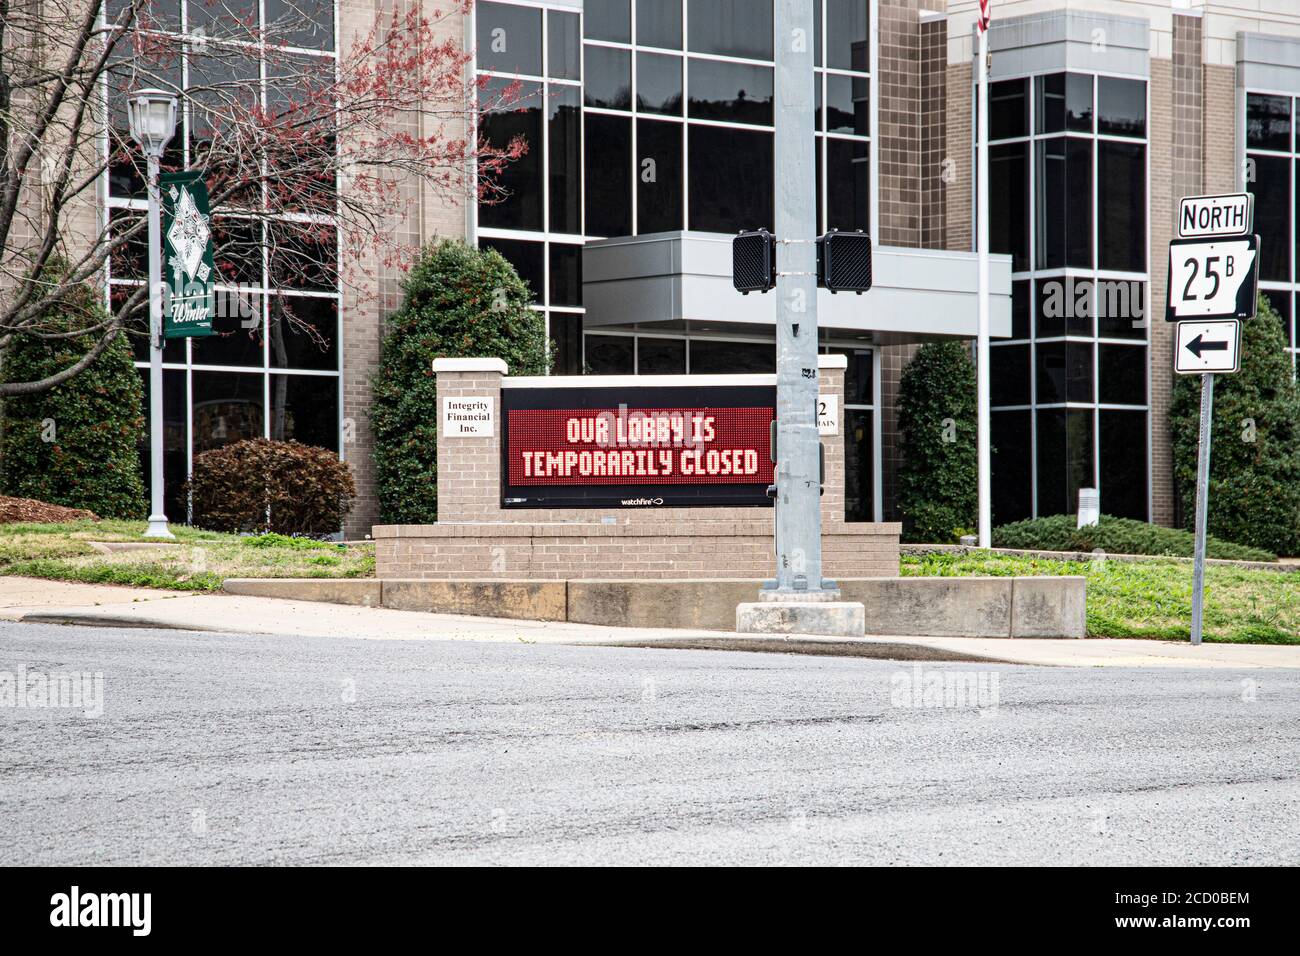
[1184,333,1229,358]
[1175,319,1240,375]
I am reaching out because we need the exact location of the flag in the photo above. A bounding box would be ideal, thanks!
[978,0,991,33]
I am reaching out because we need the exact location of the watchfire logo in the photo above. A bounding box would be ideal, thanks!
[619,496,665,506]
[49,886,151,936]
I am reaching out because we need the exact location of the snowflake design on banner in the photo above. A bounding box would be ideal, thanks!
[166,185,211,281]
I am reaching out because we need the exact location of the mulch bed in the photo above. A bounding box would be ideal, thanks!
[0,495,99,524]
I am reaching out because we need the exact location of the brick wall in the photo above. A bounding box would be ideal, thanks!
[1149,56,1176,528]
[340,0,468,538]
[919,13,949,249]
[945,61,972,252]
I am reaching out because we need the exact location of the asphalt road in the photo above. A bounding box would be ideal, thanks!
[1,621,1298,866]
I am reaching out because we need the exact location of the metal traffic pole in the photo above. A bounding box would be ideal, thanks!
[1190,372,1215,645]
[769,0,827,595]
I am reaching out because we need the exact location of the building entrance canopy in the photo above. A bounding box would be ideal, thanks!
[582,231,1012,345]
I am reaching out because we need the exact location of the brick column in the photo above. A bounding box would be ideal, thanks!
[433,357,506,522]
[818,355,848,528]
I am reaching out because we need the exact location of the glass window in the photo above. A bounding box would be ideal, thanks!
[1249,155,1290,282]
[211,217,264,287]
[688,58,773,126]
[1099,344,1146,406]
[826,73,869,136]
[1247,93,1291,152]
[1099,410,1148,520]
[990,142,1030,272]
[826,138,869,232]
[585,1,631,43]
[1262,291,1293,349]
[585,113,632,237]
[270,374,339,451]
[825,0,870,72]
[267,221,337,292]
[268,296,338,371]
[990,78,1028,140]
[478,78,544,231]
[548,11,581,80]
[837,348,874,405]
[1011,280,1030,339]
[637,52,683,115]
[1036,73,1092,134]
[1036,136,1092,269]
[689,339,774,373]
[992,409,1032,523]
[585,335,634,373]
[637,0,682,50]
[549,244,582,307]
[990,344,1030,407]
[584,45,632,110]
[549,85,582,234]
[688,125,773,233]
[265,0,335,51]
[192,292,263,368]
[1097,76,1145,137]
[191,370,265,455]
[476,1,542,75]
[637,118,684,234]
[688,0,773,60]
[1036,408,1093,517]
[550,313,584,375]
[480,237,544,304]
[1098,141,1146,272]
[188,0,257,42]
[637,337,687,374]
[1036,277,1092,337]
[844,409,874,521]
[1036,341,1092,404]
[1097,281,1146,339]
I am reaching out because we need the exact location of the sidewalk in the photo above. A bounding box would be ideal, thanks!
[3,576,1299,668]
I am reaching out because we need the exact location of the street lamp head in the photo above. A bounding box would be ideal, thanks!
[127,88,178,157]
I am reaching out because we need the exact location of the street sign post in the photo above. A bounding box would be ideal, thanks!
[1167,194,1260,645]
[1175,319,1240,375]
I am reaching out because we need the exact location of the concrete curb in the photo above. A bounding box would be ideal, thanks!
[14,611,223,632]
[223,575,1087,639]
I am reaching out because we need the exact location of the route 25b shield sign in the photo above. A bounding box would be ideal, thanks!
[160,171,216,339]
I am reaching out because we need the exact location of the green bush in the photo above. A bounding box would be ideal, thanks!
[992,514,1276,562]
[0,277,146,518]
[1170,294,1300,556]
[896,342,978,542]
[372,240,548,524]
[187,438,355,535]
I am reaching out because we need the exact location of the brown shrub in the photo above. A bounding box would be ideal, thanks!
[187,439,355,535]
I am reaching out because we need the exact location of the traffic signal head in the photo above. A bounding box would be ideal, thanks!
[733,229,777,294]
[818,229,872,294]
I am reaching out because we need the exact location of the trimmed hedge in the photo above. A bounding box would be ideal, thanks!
[187,438,355,535]
[372,240,548,524]
[0,278,146,519]
[896,342,978,543]
[1170,294,1300,556]
[992,514,1276,562]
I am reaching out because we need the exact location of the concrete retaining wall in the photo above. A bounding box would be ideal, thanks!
[224,575,1087,638]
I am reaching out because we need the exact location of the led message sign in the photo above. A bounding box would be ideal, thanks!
[501,384,776,508]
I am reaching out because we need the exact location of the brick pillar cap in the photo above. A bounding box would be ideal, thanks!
[432,357,508,374]
[817,354,848,370]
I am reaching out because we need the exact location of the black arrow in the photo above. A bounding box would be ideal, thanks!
[1186,333,1229,358]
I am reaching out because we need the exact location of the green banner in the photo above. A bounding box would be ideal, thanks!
[160,171,216,338]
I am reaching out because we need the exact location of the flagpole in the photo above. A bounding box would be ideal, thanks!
[976,15,992,549]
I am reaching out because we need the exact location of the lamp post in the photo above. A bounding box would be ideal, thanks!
[127,89,179,539]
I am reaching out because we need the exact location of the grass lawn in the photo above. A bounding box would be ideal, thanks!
[902,550,1300,644]
[0,520,374,591]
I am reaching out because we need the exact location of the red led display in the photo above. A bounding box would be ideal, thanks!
[506,406,775,486]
